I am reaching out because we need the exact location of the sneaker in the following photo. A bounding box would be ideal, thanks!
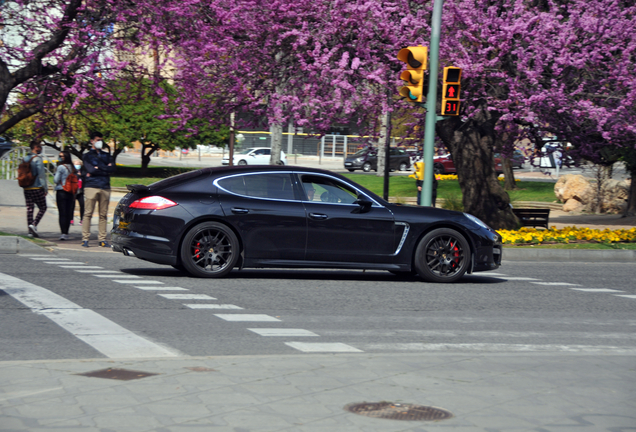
[99,241,110,248]
[28,224,39,238]
[82,241,89,248]
[59,234,67,241]
[79,220,83,226]
[70,220,74,226]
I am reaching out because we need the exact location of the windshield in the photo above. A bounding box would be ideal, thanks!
[352,148,371,157]
[237,148,254,155]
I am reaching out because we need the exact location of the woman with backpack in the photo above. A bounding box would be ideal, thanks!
[53,150,78,240]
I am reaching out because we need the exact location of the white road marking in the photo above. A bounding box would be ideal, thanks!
[186,304,243,309]
[134,286,189,291]
[571,288,624,293]
[362,343,636,354]
[285,342,363,353]
[531,282,581,286]
[615,295,636,299]
[215,314,281,322]
[75,270,121,273]
[112,280,164,284]
[20,254,52,257]
[29,258,69,261]
[481,273,507,276]
[45,262,87,265]
[0,272,182,358]
[59,266,103,269]
[499,277,541,281]
[250,328,318,337]
[0,387,64,402]
[158,294,216,300]
[92,274,141,278]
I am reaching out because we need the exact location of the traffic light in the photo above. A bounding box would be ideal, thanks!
[397,46,428,104]
[441,66,462,115]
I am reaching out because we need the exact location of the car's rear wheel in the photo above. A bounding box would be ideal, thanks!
[399,162,409,171]
[434,163,445,175]
[237,160,247,166]
[362,162,372,172]
[414,228,470,283]
[180,222,239,278]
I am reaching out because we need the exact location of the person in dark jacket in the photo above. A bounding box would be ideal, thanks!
[22,141,48,237]
[81,131,116,247]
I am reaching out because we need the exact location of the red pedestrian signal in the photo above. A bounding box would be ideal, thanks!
[441,66,462,116]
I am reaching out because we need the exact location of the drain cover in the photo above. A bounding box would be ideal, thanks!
[344,401,453,421]
[76,368,158,381]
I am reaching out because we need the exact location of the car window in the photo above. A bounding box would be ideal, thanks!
[217,173,295,200]
[300,175,358,204]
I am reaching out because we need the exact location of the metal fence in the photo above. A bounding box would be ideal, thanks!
[0,146,30,180]
[237,132,374,158]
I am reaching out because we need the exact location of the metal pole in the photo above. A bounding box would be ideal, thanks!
[421,0,444,206]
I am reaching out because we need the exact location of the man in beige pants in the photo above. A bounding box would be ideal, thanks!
[81,132,116,247]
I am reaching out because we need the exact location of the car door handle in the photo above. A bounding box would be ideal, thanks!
[309,213,328,220]
[231,208,249,214]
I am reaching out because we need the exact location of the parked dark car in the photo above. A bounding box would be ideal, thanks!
[111,166,501,283]
[0,137,14,158]
[344,147,411,172]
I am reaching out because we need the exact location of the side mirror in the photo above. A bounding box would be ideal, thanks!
[353,198,373,213]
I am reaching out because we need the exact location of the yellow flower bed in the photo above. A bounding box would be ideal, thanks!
[498,226,636,245]
[435,174,519,182]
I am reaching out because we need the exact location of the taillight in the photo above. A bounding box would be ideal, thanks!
[129,196,178,210]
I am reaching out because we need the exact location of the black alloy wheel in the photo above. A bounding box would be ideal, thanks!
[433,164,445,175]
[362,162,372,172]
[180,222,239,278]
[414,228,470,283]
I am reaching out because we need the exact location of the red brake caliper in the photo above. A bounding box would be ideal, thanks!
[194,242,201,259]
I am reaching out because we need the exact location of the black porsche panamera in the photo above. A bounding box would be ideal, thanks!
[111,166,502,283]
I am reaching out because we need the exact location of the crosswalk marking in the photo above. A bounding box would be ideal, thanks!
[75,270,121,273]
[44,262,87,265]
[615,295,636,299]
[93,274,141,278]
[59,266,103,269]
[362,343,636,354]
[498,277,541,281]
[134,286,189,291]
[285,342,362,353]
[531,282,581,286]
[215,314,281,322]
[186,304,243,309]
[158,294,216,300]
[29,258,69,261]
[571,288,624,293]
[113,280,164,284]
[250,328,318,337]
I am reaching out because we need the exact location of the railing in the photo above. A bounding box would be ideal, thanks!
[0,146,30,180]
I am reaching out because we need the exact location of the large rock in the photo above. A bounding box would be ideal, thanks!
[555,175,630,214]
[554,174,594,205]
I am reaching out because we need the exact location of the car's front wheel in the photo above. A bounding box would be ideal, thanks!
[237,160,248,166]
[180,222,239,278]
[362,162,372,172]
[399,162,409,171]
[414,228,470,283]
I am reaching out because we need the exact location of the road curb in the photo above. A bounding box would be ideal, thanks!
[503,248,636,262]
[0,236,52,254]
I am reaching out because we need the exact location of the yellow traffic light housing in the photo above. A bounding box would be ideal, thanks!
[397,46,428,103]
[441,66,462,116]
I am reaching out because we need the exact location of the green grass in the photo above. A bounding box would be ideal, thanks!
[342,174,557,202]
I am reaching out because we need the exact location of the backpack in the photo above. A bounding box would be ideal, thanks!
[17,156,37,188]
[62,165,79,195]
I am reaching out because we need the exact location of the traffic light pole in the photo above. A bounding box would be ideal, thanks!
[420,0,444,206]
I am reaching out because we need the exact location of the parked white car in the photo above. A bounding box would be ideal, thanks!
[222,147,287,166]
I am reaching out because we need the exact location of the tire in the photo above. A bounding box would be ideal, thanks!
[414,228,471,283]
[433,164,445,175]
[237,160,247,166]
[180,222,239,278]
[399,162,409,171]
[362,162,372,172]
[347,169,355,172]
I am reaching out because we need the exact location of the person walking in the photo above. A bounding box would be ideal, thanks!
[70,159,85,227]
[21,142,48,238]
[53,150,76,240]
[82,131,115,247]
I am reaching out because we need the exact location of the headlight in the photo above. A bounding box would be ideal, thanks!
[463,213,492,230]
[355,157,364,163]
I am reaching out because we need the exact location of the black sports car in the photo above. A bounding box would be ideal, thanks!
[111,166,501,282]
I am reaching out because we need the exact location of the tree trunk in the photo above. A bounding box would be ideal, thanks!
[436,106,518,230]
[269,123,283,165]
[376,112,390,178]
[624,166,636,217]
[141,143,158,175]
[502,157,518,191]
